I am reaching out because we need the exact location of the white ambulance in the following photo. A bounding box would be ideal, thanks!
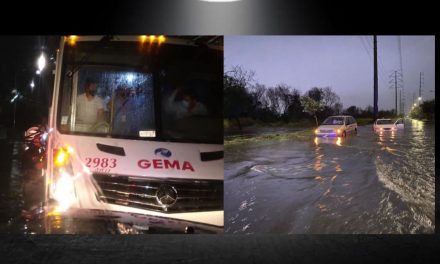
[45,36,223,233]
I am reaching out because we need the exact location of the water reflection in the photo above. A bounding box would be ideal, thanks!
[314,136,343,147]
[225,120,435,234]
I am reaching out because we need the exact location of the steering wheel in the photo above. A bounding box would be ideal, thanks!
[90,121,110,133]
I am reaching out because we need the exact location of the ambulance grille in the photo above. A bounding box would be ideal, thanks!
[92,174,223,213]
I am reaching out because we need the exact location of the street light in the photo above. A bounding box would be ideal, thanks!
[418,97,422,101]
[10,90,22,129]
[37,53,46,72]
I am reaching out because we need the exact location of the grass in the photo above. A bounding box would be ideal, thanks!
[224,117,376,146]
[224,118,317,130]
[255,119,317,128]
[356,117,374,126]
[224,129,314,146]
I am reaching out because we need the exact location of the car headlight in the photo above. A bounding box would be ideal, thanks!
[54,146,74,167]
[51,145,77,212]
[52,168,76,212]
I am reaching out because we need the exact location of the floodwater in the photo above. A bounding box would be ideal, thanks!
[225,119,435,234]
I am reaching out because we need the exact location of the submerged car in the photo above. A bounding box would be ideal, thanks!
[373,118,404,132]
[315,115,357,137]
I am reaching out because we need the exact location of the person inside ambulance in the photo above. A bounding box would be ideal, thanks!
[111,85,135,135]
[75,78,105,132]
[166,85,208,120]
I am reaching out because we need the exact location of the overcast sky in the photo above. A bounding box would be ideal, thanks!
[224,36,435,112]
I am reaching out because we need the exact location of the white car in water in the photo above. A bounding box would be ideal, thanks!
[373,118,404,132]
[315,115,357,137]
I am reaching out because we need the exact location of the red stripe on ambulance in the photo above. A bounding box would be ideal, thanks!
[137,159,195,172]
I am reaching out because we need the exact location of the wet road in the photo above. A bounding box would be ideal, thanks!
[224,119,435,234]
[0,140,24,233]
[0,139,49,234]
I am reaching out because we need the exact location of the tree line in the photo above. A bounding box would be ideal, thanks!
[409,99,435,121]
[224,66,396,127]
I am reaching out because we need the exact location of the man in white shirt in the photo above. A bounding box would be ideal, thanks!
[75,78,104,131]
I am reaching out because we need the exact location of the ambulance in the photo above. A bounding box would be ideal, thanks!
[45,35,223,233]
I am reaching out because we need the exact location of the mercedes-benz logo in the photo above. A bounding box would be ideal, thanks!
[156,184,178,207]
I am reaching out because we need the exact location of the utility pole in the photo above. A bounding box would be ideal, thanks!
[418,72,424,105]
[399,90,402,115]
[394,71,397,115]
[397,36,405,116]
[373,35,378,120]
[389,70,402,116]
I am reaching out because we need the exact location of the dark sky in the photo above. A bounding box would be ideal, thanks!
[0,36,40,98]
[225,36,435,113]
[0,36,59,129]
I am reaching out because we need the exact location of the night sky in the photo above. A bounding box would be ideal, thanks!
[0,36,38,95]
[0,36,58,131]
[225,35,435,113]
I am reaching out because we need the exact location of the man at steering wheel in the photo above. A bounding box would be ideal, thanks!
[75,78,106,132]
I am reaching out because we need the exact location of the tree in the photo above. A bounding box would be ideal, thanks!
[223,66,255,129]
[285,88,303,121]
[333,102,343,115]
[305,87,323,102]
[420,99,435,120]
[344,105,360,117]
[409,105,422,119]
[321,87,341,109]
[300,96,323,127]
[223,75,251,118]
[360,105,373,118]
[224,65,255,89]
[411,99,435,120]
[265,87,281,116]
[249,83,267,109]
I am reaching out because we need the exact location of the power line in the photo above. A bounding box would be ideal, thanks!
[363,36,388,85]
[397,36,406,115]
[388,70,403,115]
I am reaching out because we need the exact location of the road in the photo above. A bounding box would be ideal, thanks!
[225,119,435,234]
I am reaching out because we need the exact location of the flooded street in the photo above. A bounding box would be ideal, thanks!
[225,119,435,234]
[0,140,26,233]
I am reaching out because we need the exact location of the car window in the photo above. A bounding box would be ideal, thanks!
[376,119,393,125]
[345,117,350,125]
[322,117,344,125]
